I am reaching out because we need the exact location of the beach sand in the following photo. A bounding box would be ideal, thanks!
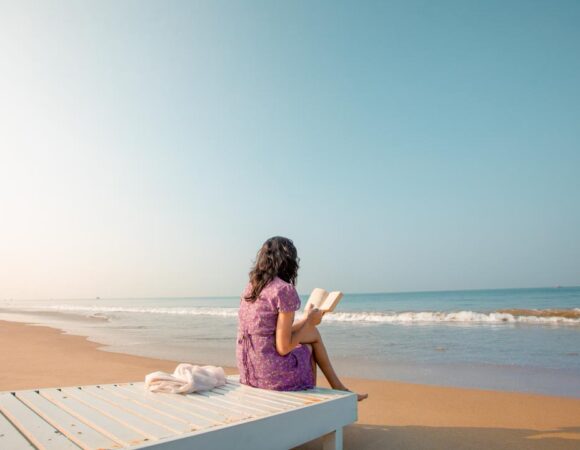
[1,320,579,449]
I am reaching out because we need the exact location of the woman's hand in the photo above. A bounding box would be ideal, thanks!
[306,307,324,326]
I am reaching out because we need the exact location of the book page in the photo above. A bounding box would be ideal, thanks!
[306,288,328,309]
[321,291,343,312]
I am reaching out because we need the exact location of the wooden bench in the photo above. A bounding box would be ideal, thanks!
[0,375,357,449]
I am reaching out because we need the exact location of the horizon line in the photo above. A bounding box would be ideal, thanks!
[3,284,579,302]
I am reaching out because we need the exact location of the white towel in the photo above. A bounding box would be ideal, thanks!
[145,363,226,394]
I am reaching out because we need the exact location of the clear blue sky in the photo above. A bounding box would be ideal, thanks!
[0,0,579,299]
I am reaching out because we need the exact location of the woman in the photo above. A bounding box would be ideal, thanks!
[236,236,367,401]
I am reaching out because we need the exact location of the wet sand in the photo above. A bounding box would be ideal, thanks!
[1,320,579,449]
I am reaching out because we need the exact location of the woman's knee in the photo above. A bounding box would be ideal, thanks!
[301,324,321,344]
[310,325,323,342]
[314,327,323,343]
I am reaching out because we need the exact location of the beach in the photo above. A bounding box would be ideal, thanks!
[2,288,580,398]
[1,319,579,450]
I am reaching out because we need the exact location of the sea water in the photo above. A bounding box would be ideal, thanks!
[1,286,579,397]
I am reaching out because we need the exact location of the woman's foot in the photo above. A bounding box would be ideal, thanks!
[353,391,368,402]
[334,385,368,402]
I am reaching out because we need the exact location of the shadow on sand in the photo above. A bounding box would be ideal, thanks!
[294,424,580,450]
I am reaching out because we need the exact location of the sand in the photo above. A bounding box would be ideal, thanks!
[1,319,579,449]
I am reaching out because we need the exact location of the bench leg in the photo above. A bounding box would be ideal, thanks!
[322,427,343,450]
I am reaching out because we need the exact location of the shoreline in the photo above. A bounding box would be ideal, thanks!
[2,307,579,399]
[1,319,579,449]
[0,319,238,391]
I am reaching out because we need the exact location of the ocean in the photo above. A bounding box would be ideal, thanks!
[1,286,579,398]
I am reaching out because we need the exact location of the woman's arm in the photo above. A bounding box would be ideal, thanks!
[276,307,323,356]
[291,302,317,333]
[291,315,308,333]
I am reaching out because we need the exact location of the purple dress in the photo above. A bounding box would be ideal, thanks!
[236,277,315,391]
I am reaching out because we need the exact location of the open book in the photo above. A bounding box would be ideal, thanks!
[305,288,344,312]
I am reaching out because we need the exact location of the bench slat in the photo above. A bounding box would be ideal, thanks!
[61,388,171,444]
[79,386,187,434]
[119,384,249,423]
[102,385,216,429]
[0,393,79,450]
[122,388,243,424]
[61,388,173,441]
[198,389,283,414]
[121,387,242,424]
[217,384,307,407]
[114,385,223,427]
[16,391,120,450]
[39,389,149,447]
[0,410,35,450]
[211,387,288,412]
[226,380,329,404]
[178,393,250,421]
[228,378,340,399]
[193,389,274,416]
[88,387,196,428]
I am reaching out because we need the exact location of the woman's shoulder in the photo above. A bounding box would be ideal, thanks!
[269,276,296,293]
[241,277,296,301]
[271,277,300,312]
[255,277,296,300]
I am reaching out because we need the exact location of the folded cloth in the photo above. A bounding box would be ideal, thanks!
[145,363,226,394]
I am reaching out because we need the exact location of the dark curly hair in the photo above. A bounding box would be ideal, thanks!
[244,236,300,302]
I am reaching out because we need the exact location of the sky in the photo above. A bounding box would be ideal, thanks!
[0,0,579,299]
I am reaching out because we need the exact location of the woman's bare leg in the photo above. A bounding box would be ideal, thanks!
[300,325,367,401]
[300,326,343,389]
[304,343,316,384]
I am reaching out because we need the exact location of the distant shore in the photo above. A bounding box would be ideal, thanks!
[1,319,579,449]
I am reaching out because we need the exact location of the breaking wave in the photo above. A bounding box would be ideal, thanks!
[324,309,580,324]
[49,305,580,325]
[51,305,239,318]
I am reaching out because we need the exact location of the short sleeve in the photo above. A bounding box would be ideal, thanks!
[276,284,301,313]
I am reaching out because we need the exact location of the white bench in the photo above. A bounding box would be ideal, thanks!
[0,375,357,450]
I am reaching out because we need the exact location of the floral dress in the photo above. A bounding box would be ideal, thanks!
[236,276,315,391]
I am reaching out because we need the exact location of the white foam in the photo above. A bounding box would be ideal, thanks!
[50,305,239,318]
[48,305,580,325]
[324,311,580,325]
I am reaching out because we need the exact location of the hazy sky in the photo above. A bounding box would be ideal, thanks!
[1,0,579,299]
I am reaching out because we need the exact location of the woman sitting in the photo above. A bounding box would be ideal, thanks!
[236,236,367,401]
